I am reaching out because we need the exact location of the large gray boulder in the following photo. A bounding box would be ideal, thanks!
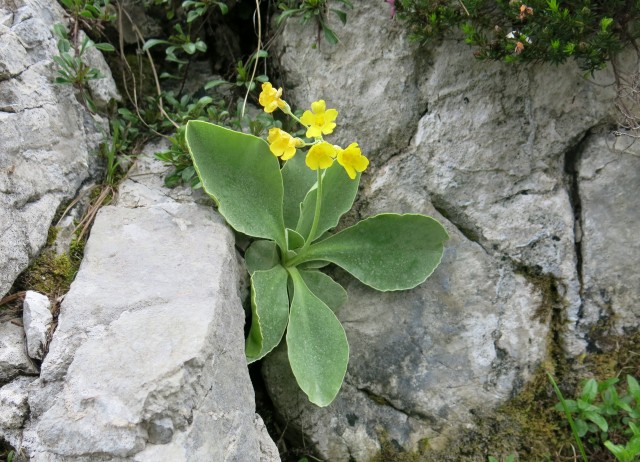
[19,150,279,461]
[0,0,112,299]
[264,0,631,459]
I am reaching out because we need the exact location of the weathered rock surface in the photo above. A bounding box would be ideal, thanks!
[0,376,35,450]
[0,322,37,384]
[19,152,279,461]
[577,133,640,347]
[22,291,52,360]
[266,0,631,459]
[0,0,113,299]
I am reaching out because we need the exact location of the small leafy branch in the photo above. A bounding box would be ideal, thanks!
[276,0,353,45]
[395,0,640,73]
[186,82,448,405]
[551,373,640,462]
[53,0,115,112]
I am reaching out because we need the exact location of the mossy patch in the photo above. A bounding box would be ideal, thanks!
[13,228,85,298]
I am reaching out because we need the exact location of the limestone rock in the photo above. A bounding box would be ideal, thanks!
[22,291,52,360]
[274,0,427,164]
[577,133,640,348]
[0,376,35,449]
[0,322,38,384]
[264,194,548,460]
[266,0,626,458]
[81,31,121,109]
[20,152,279,461]
[0,0,115,299]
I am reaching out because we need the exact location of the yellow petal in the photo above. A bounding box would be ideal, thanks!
[325,108,338,122]
[311,100,326,113]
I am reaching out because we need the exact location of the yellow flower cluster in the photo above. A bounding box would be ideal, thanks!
[258,82,369,179]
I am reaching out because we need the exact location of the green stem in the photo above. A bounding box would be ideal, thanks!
[306,169,323,246]
[547,372,589,462]
[287,169,323,266]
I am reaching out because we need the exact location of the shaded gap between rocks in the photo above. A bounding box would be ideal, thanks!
[563,132,587,326]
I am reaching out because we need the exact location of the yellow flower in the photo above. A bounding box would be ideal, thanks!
[305,142,337,170]
[267,128,303,161]
[259,82,288,113]
[300,100,338,138]
[337,143,369,179]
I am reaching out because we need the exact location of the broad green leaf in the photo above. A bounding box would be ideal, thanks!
[575,418,588,437]
[296,162,359,241]
[186,121,286,249]
[245,240,279,274]
[297,214,448,291]
[287,268,348,406]
[246,265,290,363]
[286,228,305,250]
[282,153,316,229]
[580,378,598,402]
[300,270,347,313]
[584,411,608,432]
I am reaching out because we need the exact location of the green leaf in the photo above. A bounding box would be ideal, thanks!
[94,42,115,52]
[287,228,305,251]
[186,121,286,249]
[216,1,228,14]
[322,24,339,44]
[628,375,640,402]
[282,153,316,229]
[296,162,359,241]
[575,418,588,437]
[143,38,170,51]
[331,8,347,24]
[580,379,598,402]
[204,79,229,90]
[584,411,608,432]
[245,240,279,274]
[297,214,448,291]
[300,270,347,313]
[287,268,348,406]
[246,265,290,363]
[183,42,197,54]
[604,441,626,460]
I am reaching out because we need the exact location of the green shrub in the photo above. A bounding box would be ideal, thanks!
[395,0,640,73]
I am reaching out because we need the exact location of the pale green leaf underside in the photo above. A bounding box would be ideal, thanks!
[300,213,449,291]
[185,120,286,249]
[246,265,290,363]
[287,268,349,407]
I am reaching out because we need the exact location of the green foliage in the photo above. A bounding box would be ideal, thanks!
[52,10,115,112]
[142,0,230,77]
[276,0,353,45]
[488,456,515,462]
[552,373,640,462]
[154,91,282,187]
[395,0,640,73]
[185,120,448,406]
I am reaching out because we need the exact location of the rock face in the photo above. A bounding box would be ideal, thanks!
[19,149,279,461]
[0,0,110,299]
[0,322,37,384]
[577,134,640,345]
[265,0,633,459]
[22,291,52,360]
